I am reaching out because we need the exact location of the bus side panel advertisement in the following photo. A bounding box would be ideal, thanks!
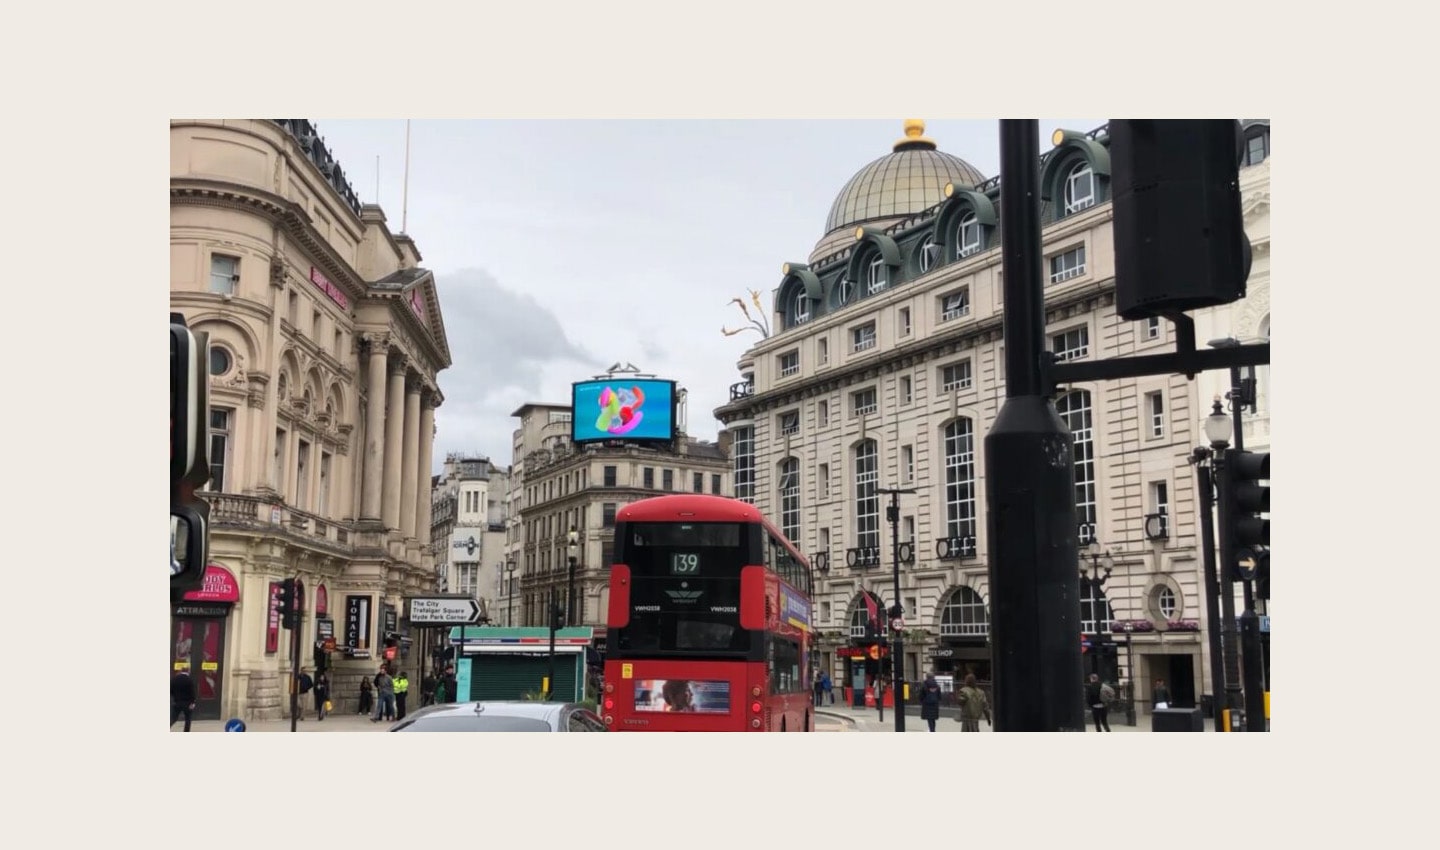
[779,585,810,631]
[571,379,676,443]
[633,679,730,713]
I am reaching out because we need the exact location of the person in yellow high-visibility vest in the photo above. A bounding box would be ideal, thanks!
[393,671,410,720]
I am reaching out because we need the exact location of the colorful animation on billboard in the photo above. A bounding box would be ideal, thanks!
[571,379,676,443]
[596,385,646,436]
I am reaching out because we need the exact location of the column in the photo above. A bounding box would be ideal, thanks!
[382,359,406,529]
[399,378,421,539]
[246,390,269,493]
[361,336,388,521]
[415,390,438,546]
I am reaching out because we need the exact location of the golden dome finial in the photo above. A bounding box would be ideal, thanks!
[893,118,936,151]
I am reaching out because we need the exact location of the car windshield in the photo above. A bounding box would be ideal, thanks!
[391,714,551,732]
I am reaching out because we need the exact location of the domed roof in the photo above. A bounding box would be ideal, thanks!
[821,120,987,239]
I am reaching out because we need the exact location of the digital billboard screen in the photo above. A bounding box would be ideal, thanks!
[571,379,676,443]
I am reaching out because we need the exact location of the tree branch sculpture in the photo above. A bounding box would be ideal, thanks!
[721,289,771,339]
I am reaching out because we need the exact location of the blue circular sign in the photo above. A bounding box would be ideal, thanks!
[224,718,246,732]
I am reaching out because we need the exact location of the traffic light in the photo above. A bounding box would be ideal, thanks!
[171,313,211,601]
[1222,449,1270,581]
[278,577,299,629]
[1110,120,1252,320]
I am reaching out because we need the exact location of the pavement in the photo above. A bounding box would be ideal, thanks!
[171,711,397,733]
[814,701,1221,732]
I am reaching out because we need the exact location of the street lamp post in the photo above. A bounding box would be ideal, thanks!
[877,486,915,733]
[1202,398,1244,727]
[505,559,517,627]
[1080,540,1114,681]
[567,526,579,628]
[1122,622,1136,726]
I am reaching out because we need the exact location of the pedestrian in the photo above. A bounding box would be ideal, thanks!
[919,673,942,732]
[441,664,457,704]
[421,670,437,707]
[313,671,330,721]
[813,670,824,707]
[821,671,833,705]
[1151,677,1172,710]
[394,670,410,719]
[295,669,314,721]
[957,673,989,732]
[373,666,396,722]
[1086,673,1112,732]
[171,668,197,732]
[358,677,373,716]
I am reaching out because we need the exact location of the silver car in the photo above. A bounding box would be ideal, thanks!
[389,701,607,732]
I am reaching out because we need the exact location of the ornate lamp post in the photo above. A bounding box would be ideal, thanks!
[505,559,517,627]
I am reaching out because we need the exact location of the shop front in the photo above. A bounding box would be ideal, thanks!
[170,564,240,721]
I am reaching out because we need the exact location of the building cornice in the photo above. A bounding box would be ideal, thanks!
[172,179,368,314]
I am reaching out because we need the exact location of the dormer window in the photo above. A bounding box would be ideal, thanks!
[866,255,887,295]
[1243,128,1270,166]
[793,290,811,324]
[835,276,855,308]
[919,235,940,273]
[1063,163,1095,215]
[957,213,981,259]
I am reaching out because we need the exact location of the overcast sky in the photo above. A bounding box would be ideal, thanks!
[312,119,1105,472]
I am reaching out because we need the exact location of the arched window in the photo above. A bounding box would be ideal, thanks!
[1057,391,1096,534]
[1063,162,1095,215]
[866,255,887,295]
[854,440,879,551]
[778,457,800,544]
[833,276,855,309]
[919,235,940,273]
[940,587,989,637]
[850,592,885,638]
[792,289,811,325]
[943,418,977,541]
[957,212,981,258]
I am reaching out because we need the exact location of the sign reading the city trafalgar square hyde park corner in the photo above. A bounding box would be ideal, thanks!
[407,596,482,626]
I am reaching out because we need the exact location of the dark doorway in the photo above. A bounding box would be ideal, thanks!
[172,615,228,721]
[1169,654,1197,707]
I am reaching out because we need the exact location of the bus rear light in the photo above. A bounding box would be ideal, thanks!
[604,682,614,694]
[750,718,762,729]
[604,698,614,710]
[604,715,614,725]
[751,701,762,714]
[751,686,762,698]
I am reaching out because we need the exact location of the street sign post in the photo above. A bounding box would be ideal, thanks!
[406,596,483,626]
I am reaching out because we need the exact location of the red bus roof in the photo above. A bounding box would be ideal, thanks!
[616,493,764,523]
[615,494,808,570]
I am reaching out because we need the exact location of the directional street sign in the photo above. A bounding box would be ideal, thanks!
[407,596,482,626]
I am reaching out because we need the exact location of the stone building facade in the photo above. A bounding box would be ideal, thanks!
[170,119,451,721]
[714,120,1271,713]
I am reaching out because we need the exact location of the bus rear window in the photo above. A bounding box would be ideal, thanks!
[614,521,753,657]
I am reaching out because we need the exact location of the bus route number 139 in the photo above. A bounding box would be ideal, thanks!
[670,553,700,575]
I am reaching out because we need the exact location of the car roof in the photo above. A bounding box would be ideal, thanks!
[405,701,571,721]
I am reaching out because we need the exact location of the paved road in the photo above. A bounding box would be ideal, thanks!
[815,702,1219,732]
[171,706,1218,733]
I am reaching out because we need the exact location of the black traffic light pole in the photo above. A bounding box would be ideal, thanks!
[1192,451,1227,732]
[986,120,1085,732]
[545,587,557,700]
[878,487,916,733]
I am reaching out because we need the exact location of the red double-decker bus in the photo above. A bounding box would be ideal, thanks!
[601,494,814,731]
